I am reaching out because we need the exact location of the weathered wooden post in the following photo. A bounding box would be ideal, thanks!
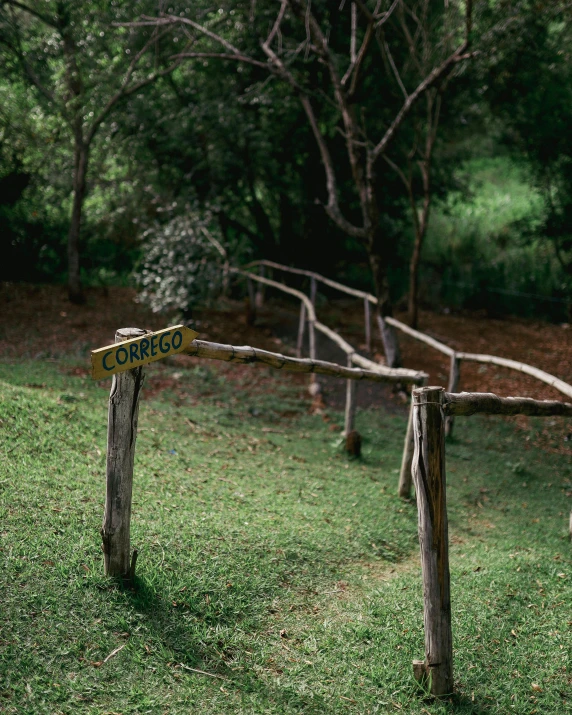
[364,297,371,353]
[255,265,265,308]
[411,386,453,697]
[246,277,256,325]
[344,354,358,436]
[308,316,319,390]
[296,302,306,358]
[101,328,147,581]
[310,276,317,306]
[445,354,461,438]
[398,396,415,498]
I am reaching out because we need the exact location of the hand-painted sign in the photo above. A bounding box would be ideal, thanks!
[91,325,198,380]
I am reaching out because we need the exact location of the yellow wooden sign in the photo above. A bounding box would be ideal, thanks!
[91,325,198,380]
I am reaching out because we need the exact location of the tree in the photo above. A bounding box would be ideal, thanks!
[0,0,185,302]
[482,0,572,299]
[131,0,474,365]
[381,0,464,328]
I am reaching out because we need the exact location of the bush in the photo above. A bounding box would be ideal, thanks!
[136,212,226,315]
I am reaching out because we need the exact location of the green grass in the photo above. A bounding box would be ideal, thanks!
[0,358,571,714]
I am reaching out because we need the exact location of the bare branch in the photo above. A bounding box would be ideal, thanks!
[299,97,366,238]
[375,0,400,29]
[350,2,357,64]
[381,36,408,99]
[1,0,58,28]
[264,0,288,49]
[383,153,410,193]
[371,39,470,163]
[171,51,268,68]
[87,34,185,144]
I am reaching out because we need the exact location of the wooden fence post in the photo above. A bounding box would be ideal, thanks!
[364,298,371,353]
[445,354,461,438]
[255,265,265,308]
[398,396,415,498]
[411,386,453,697]
[296,302,306,358]
[246,277,256,325]
[344,354,357,436]
[101,328,147,580]
[308,317,319,389]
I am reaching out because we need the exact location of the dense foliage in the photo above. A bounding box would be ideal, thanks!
[0,0,570,319]
[137,212,228,315]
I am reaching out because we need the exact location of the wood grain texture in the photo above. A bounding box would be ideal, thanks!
[101,328,146,579]
[443,391,572,417]
[184,339,424,384]
[411,386,453,696]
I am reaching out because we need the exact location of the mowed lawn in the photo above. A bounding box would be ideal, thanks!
[0,358,571,714]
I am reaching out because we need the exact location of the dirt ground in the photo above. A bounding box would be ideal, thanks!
[1,281,571,451]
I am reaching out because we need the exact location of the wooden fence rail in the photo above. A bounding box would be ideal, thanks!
[184,339,419,384]
[231,268,426,388]
[242,260,572,503]
[245,259,572,400]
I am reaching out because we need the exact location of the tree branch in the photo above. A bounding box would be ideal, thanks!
[171,51,268,68]
[87,31,185,144]
[371,38,470,163]
[1,0,58,28]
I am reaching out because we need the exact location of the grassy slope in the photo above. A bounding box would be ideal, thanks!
[0,359,571,714]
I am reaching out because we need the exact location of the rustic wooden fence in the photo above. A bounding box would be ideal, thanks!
[101,333,424,583]
[242,260,572,495]
[96,260,572,700]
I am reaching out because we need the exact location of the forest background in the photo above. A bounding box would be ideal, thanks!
[1,0,571,333]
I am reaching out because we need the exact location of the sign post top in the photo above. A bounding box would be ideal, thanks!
[91,325,198,380]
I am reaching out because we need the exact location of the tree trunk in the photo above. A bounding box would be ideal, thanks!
[407,195,430,329]
[68,134,89,304]
[408,227,423,329]
[369,249,401,368]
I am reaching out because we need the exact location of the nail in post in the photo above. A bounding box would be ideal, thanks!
[101,328,146,579]
[411,386,453,696]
